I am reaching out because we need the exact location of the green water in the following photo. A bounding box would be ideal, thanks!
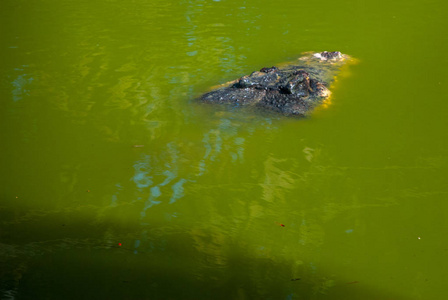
[1,0,448,299]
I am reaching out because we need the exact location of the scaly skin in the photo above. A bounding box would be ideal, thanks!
[201,51,353,117]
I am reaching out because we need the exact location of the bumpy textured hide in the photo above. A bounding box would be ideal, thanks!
[201,51,352,116]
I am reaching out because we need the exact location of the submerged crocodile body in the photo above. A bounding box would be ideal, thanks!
[201,51,353,117]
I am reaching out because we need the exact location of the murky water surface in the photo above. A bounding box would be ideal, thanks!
[1,0,448,299]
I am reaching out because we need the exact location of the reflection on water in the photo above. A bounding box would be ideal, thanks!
[11,72,33,102]
[133,142,190,218]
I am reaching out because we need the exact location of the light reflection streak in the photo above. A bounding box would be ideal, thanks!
[11,73,33,102]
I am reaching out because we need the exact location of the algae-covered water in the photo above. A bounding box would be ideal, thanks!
[1,0,448,299]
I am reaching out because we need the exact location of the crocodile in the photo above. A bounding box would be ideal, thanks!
[200,51,354,117]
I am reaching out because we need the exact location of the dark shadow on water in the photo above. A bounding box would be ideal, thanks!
[1,229,408,300]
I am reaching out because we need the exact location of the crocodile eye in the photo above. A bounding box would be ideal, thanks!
[260,66,278,73]
[236,77,252,88]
